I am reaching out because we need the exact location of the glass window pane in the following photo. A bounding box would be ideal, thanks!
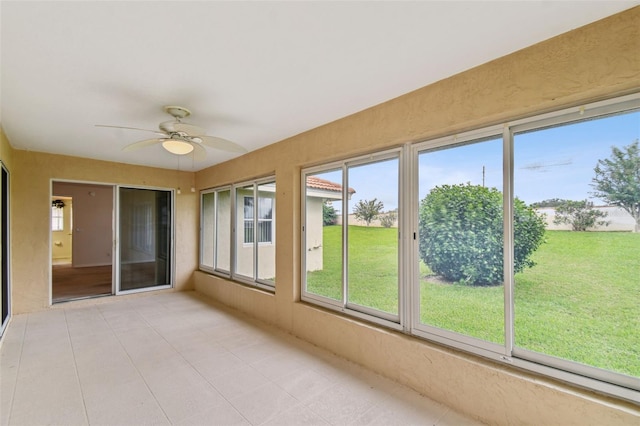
[215,189,231,272]
[347,158,399,316]
[201,192,215,269]
[52,206,64,231]
[244,196,254,219]
[305,170,343,302]
[244,214,254,244]
[514,111,640,378]
[119,188,171,291]
[257,181,276,283]
[417,137,504,344]
[236,184,255,278]
[258,196,273,220]
[243,196,254,244]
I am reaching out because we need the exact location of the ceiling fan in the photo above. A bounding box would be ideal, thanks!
[96,105,246,161]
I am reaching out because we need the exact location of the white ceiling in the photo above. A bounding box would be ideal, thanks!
[1,1,637,171]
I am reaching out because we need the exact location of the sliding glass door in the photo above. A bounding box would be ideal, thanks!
[0,164,9,339]
[118,187,173,292]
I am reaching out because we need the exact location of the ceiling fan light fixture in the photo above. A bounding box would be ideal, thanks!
[162,139,194,155]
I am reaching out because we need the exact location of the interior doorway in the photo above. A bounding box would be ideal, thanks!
[52,182,114,303]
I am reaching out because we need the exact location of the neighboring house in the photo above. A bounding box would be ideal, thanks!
[235,183,276,280]
[305,176,354,272]
[212,177,354,279]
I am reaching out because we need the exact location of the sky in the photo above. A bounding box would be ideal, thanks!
[311,110,639,213]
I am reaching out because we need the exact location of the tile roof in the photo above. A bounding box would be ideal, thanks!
[306,176,355,194]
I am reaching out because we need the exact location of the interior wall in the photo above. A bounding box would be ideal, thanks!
[52,182,113,266]
[10,151,198,313]
[50,197,72,260]
[194,7,640,426]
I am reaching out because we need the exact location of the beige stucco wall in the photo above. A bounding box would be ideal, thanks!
[10,149,198,314]
[195,7,640,426]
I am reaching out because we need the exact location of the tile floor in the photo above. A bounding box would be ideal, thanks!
[0,291,483,425]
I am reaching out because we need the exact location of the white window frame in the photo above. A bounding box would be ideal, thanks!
[410,125,507,357]
[199,177,276,291]
[243,195,274,245]
[302,148,403,331]
[300,92,640,403]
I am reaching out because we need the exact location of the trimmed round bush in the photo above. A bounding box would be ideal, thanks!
[418,184,545,286]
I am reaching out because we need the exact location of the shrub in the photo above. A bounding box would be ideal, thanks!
[553,199,609,231]
[418,184,546,286]
[379,210,397,228]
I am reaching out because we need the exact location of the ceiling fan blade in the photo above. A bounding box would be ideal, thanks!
[171,122,206,136]
[122,138,165,152]
[96,124,167,137]
[199,136,247,153]
[191,141,207,161]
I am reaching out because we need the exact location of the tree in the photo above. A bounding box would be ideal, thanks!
[591,139,640,232]
[322,200,337,226]
[553,200,609,231]
[353,198,384,226]
[419,184,546,286]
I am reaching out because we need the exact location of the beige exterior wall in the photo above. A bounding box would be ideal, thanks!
[538,206,637,231]
[305,196,324,272]
[195,8,640,426]
[9,150,198,314]
[234,188,276,280]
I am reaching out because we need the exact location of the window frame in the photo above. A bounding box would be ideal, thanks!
[199,186,232,275]
[300,92,640,403]
[410,125,507,357]
[301,148,403,331]
[243,195,274,245]
[199,176,276,291]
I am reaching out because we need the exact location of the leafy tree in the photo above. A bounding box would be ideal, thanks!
[379,209,397,228]
[322,200,337,226]
[553,199,609,231]
[418,184,546,286]
[353,198,384,226]
[591,139,640,232]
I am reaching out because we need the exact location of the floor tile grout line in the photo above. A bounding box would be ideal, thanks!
[97,300,173,425]
[163,296,311,420]
[63,308,91,426]
[135,299,254,425]
[434,407,451,425]
[8,292,480,425]
[5,315,28,426]
[150,294,390,426]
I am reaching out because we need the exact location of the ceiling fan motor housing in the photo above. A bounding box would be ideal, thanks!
[164,105,191,119]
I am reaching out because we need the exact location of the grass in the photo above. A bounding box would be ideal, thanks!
[307,226,640,377]
[307,225,398,314]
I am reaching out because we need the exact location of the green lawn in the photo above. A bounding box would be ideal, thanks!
[307,225,398,314]
[307,226,640,377]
